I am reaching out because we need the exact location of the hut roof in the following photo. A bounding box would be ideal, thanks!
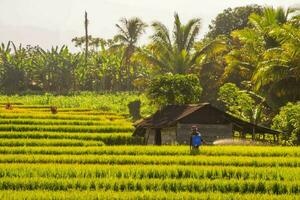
[135,103,209,128]
[133,103,282,136]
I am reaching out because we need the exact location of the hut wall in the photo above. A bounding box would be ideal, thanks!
[176,123,233,144]
[161,127,177,145]
[145,129,156,145]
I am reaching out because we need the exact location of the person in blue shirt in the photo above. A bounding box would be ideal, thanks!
[190,126,203,153]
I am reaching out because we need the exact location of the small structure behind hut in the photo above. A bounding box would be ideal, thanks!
[133,103,281,145]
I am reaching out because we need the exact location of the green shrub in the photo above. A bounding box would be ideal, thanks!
[272,102,300,145]
[147,74,202,107]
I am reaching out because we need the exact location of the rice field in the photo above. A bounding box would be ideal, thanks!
[0,104,140,146]
[0,101,300,199]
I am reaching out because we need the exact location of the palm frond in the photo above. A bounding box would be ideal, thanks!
[190,39,226,65]
[184,18,201,51]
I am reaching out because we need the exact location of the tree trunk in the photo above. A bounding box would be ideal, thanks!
[84,11,89,66]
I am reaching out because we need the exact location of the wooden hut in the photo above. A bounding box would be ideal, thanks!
[133,103,281,145]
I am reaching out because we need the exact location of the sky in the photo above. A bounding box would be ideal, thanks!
[0,0,299,51]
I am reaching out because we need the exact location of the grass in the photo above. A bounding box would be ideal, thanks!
[0,92,156,117]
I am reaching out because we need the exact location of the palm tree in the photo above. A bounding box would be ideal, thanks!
[223,7,296,82]
[248,6,297,48]
[143,13,225,74]
[252,22,300,107]
[114,17,147,90]
[224,6,300,107]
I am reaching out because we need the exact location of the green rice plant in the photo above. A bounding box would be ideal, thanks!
[0,124,134,133]
[0,154,299,167]
[0,132,138,144]
[0,113,124,121]
[0,109,121,117]
[0,139,104,147]
[0,190,297,200]
[0,177,298,194]
[0,146,147,155]
[0,132,142,145]
[0,92,155,116]
[0,164,299,181]
[0,146,299,157]
[0,118,131,126]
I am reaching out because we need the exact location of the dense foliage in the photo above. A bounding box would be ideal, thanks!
[223,7,300,108]
[147,74,202,107]
[206,5,263,38]
[273,102,300,145]
[218,83,254,120]
[0,6,298,103]
[218,83,268,125]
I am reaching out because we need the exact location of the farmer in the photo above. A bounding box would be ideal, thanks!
[190,125,203,153]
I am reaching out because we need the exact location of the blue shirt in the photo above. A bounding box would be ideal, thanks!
[191,133,202,146]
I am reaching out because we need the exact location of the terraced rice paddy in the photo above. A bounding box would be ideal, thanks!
[0,103,300,199]
[0,104,139,146]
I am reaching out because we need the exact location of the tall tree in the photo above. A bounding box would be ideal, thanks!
[252,22,300,107]
[247,7,296,49]
[143,13,225,74]
[114,17,147,90]
[84,11,89,65]
[223,6,300,108]
[206,5,263,39]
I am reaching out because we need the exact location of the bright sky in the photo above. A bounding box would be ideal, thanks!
[0,0,299,51]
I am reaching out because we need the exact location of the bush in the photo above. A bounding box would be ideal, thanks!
[147,74,202,107]
[218,83,254,121]
[272,102,300,145]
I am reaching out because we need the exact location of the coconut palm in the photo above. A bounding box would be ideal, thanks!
[252,23,300,107]
[224,7,295,81]
[143,13,225,74]
[250,7,300,106]
[248,6,297,49]
[224,7,300,107]
[114,17,147,90]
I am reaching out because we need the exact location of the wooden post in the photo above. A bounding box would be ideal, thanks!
[145,129,150,145]
[231,124,235,140]
[240,129,246,140]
